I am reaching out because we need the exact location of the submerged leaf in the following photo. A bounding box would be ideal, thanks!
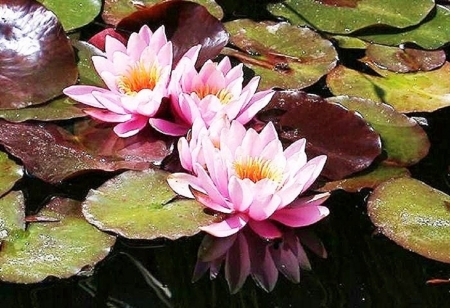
[0,198,116,283]
[224,20,337,90]
[82,169,216,240]
[326,62,450,113]
[368,177,450,264]
[0,0,78,109]
[0,152,23,197]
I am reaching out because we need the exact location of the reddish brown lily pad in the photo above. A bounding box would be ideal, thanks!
[116,1,228,66]
[262,91,382,180]
[366,44,446,73]
[0,0,78,109]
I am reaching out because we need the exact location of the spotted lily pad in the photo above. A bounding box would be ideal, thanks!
[0,152,23,197]
[326,96,430,165]
[102,0,223,26]
[224,20,338,90]
[326,62,450,113]
[0,191,25,241]
[0,197,116,283]
[83,169,216,240]
[267,0,434,34]
[318,165,410,192]
[37,0,102,31]
[0,0,78,109]
[368,177,450,264]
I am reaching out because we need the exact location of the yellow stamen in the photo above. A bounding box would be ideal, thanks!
[194,85,233,104]
[118,61,160,95]
[234,156,283,184]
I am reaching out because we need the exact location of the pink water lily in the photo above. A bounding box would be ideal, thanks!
[168,119,330,238]
[64,25,173,137]
[150,50,275,136]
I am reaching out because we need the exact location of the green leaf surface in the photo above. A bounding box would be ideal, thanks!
[327,96,430,165]
[0,152,23,197]
[38,0,102,31]
[328,35,368,49]
[267,0,434,34]
[73,40,106,87]
[83,169,216,240]
[368,177,450,264]
[318,164,410,192]
[357,5,450,49]
[0,97,86,122]
[0,198,116,283]
[224,20,337,90]
[0,191,25,241]
[102,0,223,26]
[326,62,450,113]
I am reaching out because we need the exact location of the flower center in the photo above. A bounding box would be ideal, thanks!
[194,85,233,104]
[118,61,160,95]
[234,156,283,184]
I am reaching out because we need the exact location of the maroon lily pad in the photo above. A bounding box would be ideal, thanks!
[0,120,154,183]
[261,91,382,180]
[0,0,78,109]
[116,0,228,66]
[366,44,446,73]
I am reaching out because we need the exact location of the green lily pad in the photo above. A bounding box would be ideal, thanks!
[73,40,105,87]
[368,177,450,264]
[358,5,450,50]
[0,191,25,241]
[267,0,434,34]
[328,35,368,49]
[318,164,410,192]
[326,62,450,113]
[102,0,223,26]
[82,169,216,240]
[326,96,430,165]
[0,198,116,283]
[37,0,102,31]
[0,97,86,122]
[366,44,446,73]
[0,152,23,197]
[224,20,337,90]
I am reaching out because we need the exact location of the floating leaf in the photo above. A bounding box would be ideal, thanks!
[318,165,410,192]
[83,169,216,240]
[0,121,151,183]
[0,0,78,109]
[0,198,116,283]
[0,97,86,122]
[368,177,450,264]
[0,152,23,197]
[326,62,450,113]
[357,5,450,50]
[267,0,434,34]
[72,40,106,87]
[328,35,368,49]
[261,91,382,180]
[366,44,446,73]
[37,0,102,31]
[0,191,25,241]
[224,20,337,90]
[102,0,224,26]
[116,1,228,66]
[326,96,430,165]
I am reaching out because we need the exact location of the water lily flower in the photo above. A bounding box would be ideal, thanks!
[64,25,173,137]
[168,119,330,238]
[150,51,275,136]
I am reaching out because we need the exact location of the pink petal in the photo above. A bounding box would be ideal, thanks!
[290,192,330,208]
[228,177,253,213]
[270,205,329,228]
[149,26,168,53]
[194,164,229,208]
[127,31,148,61]
[191,188,233,214]
[84,108,130,123]
[113,115,148,137]
[236,89,275,124]
[167,173,203,198]
[92,56,115,76]
[91,91,126,114]
[225,230,250,293]
[63,85,110,108]
[199,214,249,237]
[248,194,281,221]
[197,234,238,262]
[296,155,327,194]
[105,35,127,59]
[248,220,282,239]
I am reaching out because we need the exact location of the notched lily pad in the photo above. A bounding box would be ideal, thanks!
[326,62,450,113]
[224,20,337,90]
[268,0,434,34]
[261,91,382,180]
[368,177,450,264]
[0,152,23,197]
[366,44,446,73]
[326,96,430,165]
[83,169,216,240]
[0,0,78,109]
[0,197,116,283]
